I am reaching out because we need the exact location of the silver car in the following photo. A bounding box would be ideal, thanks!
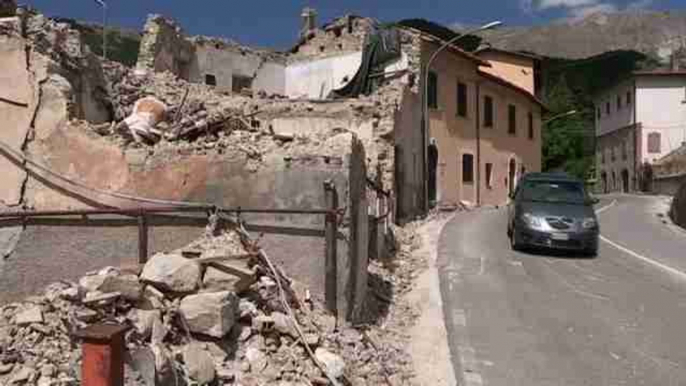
[507,173,600,256]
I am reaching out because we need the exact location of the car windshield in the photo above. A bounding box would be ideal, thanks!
[518,179,587,204]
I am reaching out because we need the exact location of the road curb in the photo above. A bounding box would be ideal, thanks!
[407,213,458,386]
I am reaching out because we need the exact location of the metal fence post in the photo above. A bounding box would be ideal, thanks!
[324,180,338,315]
[138,212,148,264]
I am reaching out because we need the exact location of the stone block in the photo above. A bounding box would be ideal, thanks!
[179,291,238,338]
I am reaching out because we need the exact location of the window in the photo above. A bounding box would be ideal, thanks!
[457,82,468,117]
[462,154,474,183]
[428,71,438,109]
[485,163,493,189]
[205,74,217,86]
[528,112,534,140]
[484,96,494,128]
[508,104,517,135]
[617,95,622,110]
[232,75,253,93]
[648,132,661,153]
[606,102,610,115]
[626,91,632,105]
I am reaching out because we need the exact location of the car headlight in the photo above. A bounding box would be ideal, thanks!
[582,218,598,229]
[522,213,543,229]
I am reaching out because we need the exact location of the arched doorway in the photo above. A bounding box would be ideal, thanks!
[612,171,617,192]
[601,171,608,194]
[508,159,516,196]
[427,139,438,207]
[621,169,629,193]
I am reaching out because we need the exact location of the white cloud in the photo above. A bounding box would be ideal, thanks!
[538,0,600,10]
[522,0,653,20]
[568,3,619,20]
[627,0,653,9]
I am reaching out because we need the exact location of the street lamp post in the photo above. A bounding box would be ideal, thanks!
[421,21,502,212]
[93,0,108,60]
[543,109,577,125]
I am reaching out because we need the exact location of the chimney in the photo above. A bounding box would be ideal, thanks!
[300,7,317,38]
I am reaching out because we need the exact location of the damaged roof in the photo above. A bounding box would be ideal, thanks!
[396,19,481,51]
[475,46,542,62]
[395,19,491,67]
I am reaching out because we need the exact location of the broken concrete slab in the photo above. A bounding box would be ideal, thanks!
[245,347,267,373]
[140,252,201,294]
[272,312,298,338]
[315,348,345,379]
[99,274,142,302]
[14,306,43,325]
[129,309,161,339]
[202,264,255,294]
[179,291,238,338]
[183,343,216,385]
[9,365,36,384]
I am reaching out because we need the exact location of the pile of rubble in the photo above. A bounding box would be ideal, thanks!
[0,217,416,386]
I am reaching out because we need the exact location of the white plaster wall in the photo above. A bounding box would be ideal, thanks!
[191,47,285,95]
[636,76,686,163]
[285,52,362,99]
[595,79,635,137]
[253,61,286,95]
[285,52,409,99]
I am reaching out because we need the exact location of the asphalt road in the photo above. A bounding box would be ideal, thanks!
[438,194,686,386]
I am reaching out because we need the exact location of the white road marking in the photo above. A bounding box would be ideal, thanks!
[596,197,686,281]
[600,235,686,281]
[479,255,485,275]
[596,200,617,214]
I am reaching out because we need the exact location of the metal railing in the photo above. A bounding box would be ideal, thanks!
[0,205,338,264]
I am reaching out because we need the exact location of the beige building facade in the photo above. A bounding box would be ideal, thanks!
[422,41,544,208]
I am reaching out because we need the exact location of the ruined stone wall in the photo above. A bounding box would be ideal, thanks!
[135,15,195,79]
[0,0,15,17]
[289,15,375,63]
[190,38,286,95]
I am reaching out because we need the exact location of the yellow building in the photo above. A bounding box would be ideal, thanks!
[420,38,546,207]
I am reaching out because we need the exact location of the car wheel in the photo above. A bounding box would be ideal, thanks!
[510,226,522,251]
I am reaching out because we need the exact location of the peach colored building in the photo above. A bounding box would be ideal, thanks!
[422,40,546,208]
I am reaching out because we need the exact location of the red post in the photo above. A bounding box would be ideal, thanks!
[75,324,129,386]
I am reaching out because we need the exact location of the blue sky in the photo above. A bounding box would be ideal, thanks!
[26,0,684,49]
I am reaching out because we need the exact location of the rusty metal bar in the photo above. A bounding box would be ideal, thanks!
[74,324,129,386]
[0,206,334,219]
[137,213,148,264]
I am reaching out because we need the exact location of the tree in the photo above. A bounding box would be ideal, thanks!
[542,75,592,179]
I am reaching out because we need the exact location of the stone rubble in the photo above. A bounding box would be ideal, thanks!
[0,216,420,386]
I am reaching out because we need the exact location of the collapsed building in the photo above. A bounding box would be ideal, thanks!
[0,2,546,384]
